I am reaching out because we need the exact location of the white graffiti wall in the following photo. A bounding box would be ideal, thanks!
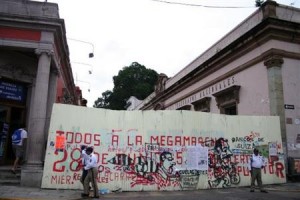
[41,104,286,190]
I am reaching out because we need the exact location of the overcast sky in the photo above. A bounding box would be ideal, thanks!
[37,0,299,107]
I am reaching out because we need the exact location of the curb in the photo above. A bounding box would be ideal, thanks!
[0,198,42,200]
[265,187,300,192]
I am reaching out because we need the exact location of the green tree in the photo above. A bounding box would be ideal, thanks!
[255,0,264,7]
[93,90,112,108]
[93,62,158,110]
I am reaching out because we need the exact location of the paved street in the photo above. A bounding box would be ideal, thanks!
[0,183,300,200]
[94,187,300,200]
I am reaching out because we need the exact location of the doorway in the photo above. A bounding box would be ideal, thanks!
[0,105,26,165]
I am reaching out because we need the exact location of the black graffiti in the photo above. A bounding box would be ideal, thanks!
[145,143,160,152]
[108,150,179,189]
[177,169,207,176]
[180,175,199,189]
[208,137,240,188]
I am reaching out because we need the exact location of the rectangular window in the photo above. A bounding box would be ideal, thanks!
[224,105,237,115]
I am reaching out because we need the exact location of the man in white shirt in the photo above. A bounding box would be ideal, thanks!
[81,147,99,198]
[248,148,268,193]
[11,127,28,174]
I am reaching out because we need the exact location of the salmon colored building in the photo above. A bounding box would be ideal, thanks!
[0,0,81,186]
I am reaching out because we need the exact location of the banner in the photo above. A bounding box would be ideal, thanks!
[42,104,286,191]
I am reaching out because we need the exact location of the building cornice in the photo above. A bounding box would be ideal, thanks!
[140,15,300,110]
[0,2,77,104]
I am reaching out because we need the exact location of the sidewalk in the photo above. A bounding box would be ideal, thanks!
[264,182,300,192]
[0,185,80,200]
[0,182,299,200]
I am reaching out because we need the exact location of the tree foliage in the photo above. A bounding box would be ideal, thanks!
[93,90,112,108]
[255,0,265,7]
[93,62,158,110]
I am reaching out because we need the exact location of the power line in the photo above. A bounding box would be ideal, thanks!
[290,0,298,5]
[150,0,255,8]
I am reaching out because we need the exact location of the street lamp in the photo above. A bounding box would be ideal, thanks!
[71,62,93,74]
[67,38,95,58]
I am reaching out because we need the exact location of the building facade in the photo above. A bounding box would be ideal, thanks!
[130,1,300,174]
[0,0,79,186]
[126,96,143,111]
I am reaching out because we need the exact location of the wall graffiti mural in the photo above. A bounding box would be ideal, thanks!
[41,104,286,191]
[207,137,240,188]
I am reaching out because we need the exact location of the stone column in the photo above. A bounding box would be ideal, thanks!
[264,55,287,167]
[21,48,53,187]
[43,68,58,160]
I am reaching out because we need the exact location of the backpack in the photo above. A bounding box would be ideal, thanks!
[12,129,22,145]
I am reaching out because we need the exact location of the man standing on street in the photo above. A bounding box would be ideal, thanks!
[248,148,268,193]
[81,147,99,198]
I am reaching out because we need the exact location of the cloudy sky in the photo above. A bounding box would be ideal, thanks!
[38,0,299,107]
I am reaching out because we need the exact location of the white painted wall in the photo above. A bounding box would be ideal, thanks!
[42,104,286,191]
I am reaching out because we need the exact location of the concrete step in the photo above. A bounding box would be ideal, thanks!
[0,179,20,185]
[0,166,21,185]
[0,172,20,179]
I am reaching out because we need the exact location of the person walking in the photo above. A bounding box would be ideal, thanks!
[11,127,28,174]
[81,147,99,198]
[80,145,89,187]
[248,148,268,193]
